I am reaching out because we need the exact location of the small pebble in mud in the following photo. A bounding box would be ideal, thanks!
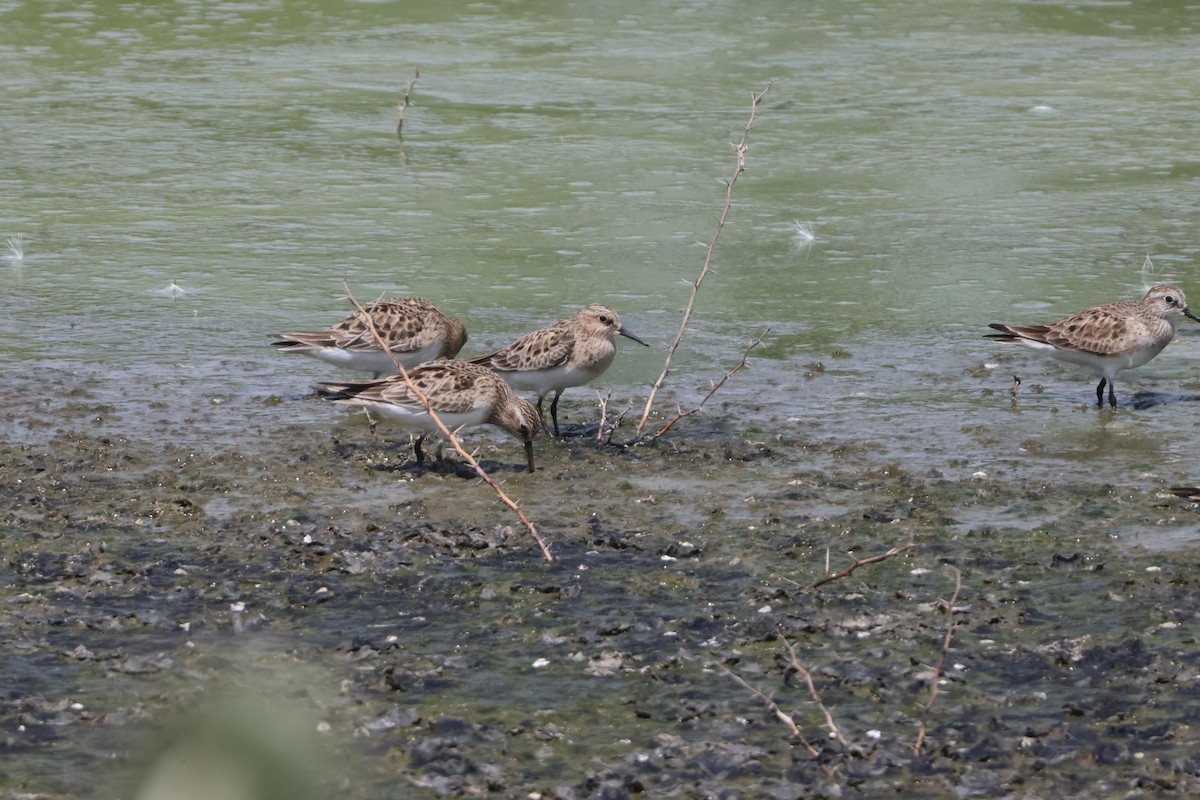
[532,659,550,669]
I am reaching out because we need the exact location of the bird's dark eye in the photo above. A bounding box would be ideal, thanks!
[1167,296,1177,304]
[599,315,611,324]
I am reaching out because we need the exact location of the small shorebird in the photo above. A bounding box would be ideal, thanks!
[316,360,540,472]
[986,284,1200,407]
[273,297,468,377]
[468,304,648,435]
[1170,487,1200,501]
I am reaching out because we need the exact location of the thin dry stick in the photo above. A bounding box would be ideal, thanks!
[596,389,613,443]
[719,664,804,739]
[396,68,421,137]
[719,664,836,780]
[635,80,774,436]
[341,283,553,562]
[805,541,917,592]
[652,328,769,438]
[912,721,926,758]
[924,565,963,709]
[780,635,848,747]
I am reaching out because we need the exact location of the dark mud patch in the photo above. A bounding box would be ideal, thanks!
[4,418,1200,798]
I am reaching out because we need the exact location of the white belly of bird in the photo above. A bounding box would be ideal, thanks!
[311,341,445,374]
[501,364,605,396]
[353,402,492,433]
[1032,338,1169,377]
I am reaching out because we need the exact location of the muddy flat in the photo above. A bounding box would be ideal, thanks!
[4,384,1200,799]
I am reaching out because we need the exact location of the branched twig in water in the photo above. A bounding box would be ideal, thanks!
[719,664,836,779]
[595,390,633,444]
[342,282,553,562]
[804,541,916,592]
[780,635,848,748]
[396,68,421,137]
[635,80,775,436]
[924,564,963,709]
[651,328,769,438]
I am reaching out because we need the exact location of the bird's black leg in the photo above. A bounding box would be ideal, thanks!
[1095,378,1106,407]
[535,395,550,433]
[1107,381,1117,408]
[413,435,426,465]
[549,390,563,437]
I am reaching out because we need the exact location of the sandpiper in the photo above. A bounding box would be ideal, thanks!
[316,360,540,472]
[986,284,1199,407]
[468,304,648,435]
[273,297,467,377]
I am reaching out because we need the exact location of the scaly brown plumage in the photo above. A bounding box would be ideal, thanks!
[986,284,1199,407]
[317,360,539,472]
[273,297,468,377]
[468,304,648,435]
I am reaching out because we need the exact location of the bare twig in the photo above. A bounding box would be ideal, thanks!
[342,282,553,561]
[396,68,421,137]
[912,721,926,758]
[805,541,916,592]
[924,565,963,709]
[779,638,848,749]
[651,328,769,438]
[635,80,775,435]
[595,391,633,443]
[596,390,613,443]
[719,664,835,779]
[780,635,848,748]
[719,664,804,739]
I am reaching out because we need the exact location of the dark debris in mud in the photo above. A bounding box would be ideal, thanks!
[4,424,1200,798]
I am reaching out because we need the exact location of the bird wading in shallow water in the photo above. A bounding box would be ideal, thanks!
[316,360,540,472]
[985,284,1200,407]
[468,304,648,435]
[273,297,468,377]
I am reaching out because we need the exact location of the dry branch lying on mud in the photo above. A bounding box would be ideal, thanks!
[718,664,836,780]
[804,541,917,592]
[780,634,848,748]
[924,564,963,710]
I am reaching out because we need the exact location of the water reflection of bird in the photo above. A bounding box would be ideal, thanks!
[986,284,1200,408]
[468,304,648,435]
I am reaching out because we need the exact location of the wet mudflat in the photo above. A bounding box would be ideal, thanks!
[4,386,1200,799]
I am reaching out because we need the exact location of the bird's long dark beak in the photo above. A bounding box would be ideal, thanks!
[524,439,536,473]
[619,326,649,346]
[1185,307,1200,324]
